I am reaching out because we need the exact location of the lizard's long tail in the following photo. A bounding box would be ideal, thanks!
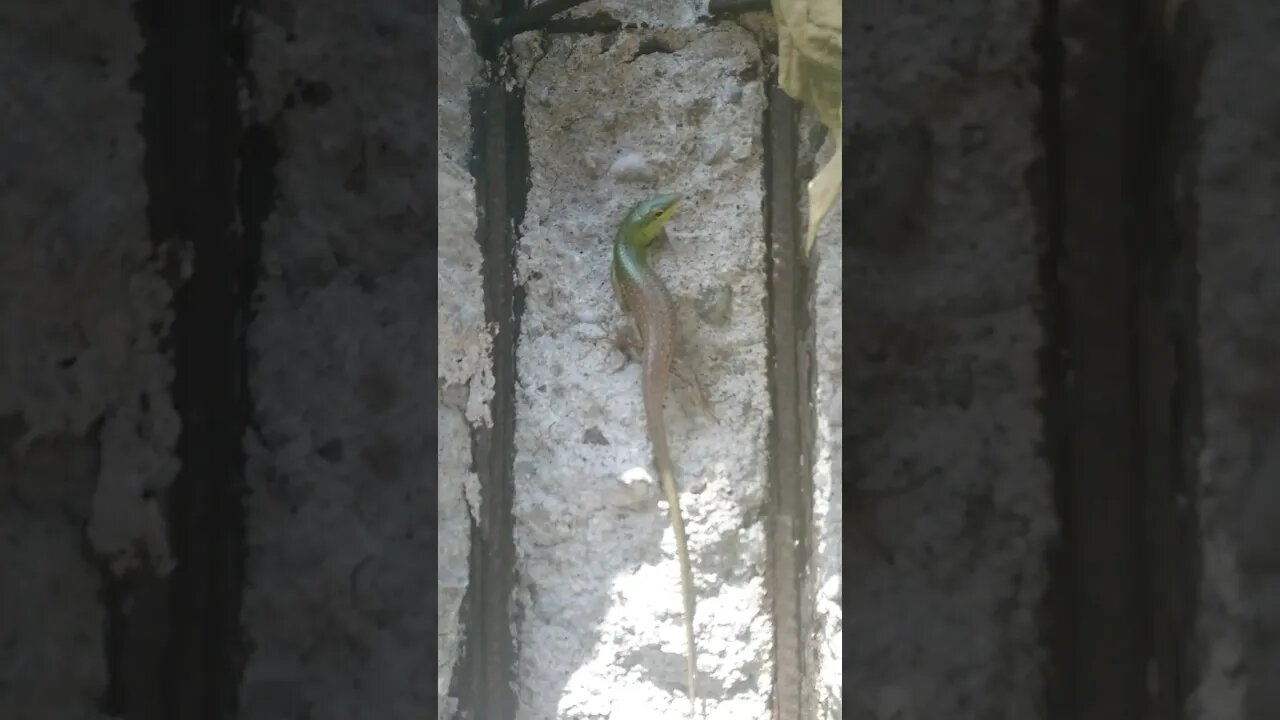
[656,459,698,717]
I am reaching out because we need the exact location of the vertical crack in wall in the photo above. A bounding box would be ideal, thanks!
[1031,0,1074,716]
[1044,1,1146,717]
[98,562,129,716]
[1039,1,1207,717]
[107,6,178,716]
[1130,2,1176,716]
[456,2,529,718]
[761,78,814,720]
[1133,1,1210,716]
[134,0,250,717]
[1165,3,1209,712]
[227,93,280,720]
[1128,3,1207,716]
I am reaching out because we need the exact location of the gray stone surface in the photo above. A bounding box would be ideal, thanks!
[808,130,843,720]
[559,0,708,28]
[239,4,434,719]
[437,1,487,718]
[843,2,1054,718]
[1191,3,1279,718]
[512,24,771,719]
[0,3,172,718]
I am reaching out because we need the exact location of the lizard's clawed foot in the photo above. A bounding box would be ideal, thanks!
[672,355,716,421]
[614,323,643,358]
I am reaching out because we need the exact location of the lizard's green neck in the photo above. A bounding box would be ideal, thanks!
[614,233,650,264]
[614,193,680,252]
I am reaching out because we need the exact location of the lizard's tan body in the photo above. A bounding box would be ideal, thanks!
[611,193,698,716]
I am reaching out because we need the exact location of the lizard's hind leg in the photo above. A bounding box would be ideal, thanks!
[614,321,643,359]
[671,352,715,421]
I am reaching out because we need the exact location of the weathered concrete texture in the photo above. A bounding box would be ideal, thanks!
[1191,3,1278,718]
[560,0,707,28]
[513,25,770,719]
[0,3,174,717]
[807,132,843,720]
[437,0,487,718]
[844,3,1054,718]
[240,4,434,719]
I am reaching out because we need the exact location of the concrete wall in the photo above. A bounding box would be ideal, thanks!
[511,21,772,718]
[1192,3,1280,719]
[436,2,816,717]
[238,4,435,719]
[0,3,174,717]
[438,0,487,718]
[444,4,1054,717]
[808,133,843,720]
[843,3,1054,717]
[5,1,1280,719]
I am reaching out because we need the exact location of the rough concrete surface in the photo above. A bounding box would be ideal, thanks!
[0,3,174,718]
[807,132,843,720]
[559,0,708,28]
[843,3,1055,718]
[239,4,434,719]
[437,0,487,718]
[512,24,771,719]
[1190,3,1278,718]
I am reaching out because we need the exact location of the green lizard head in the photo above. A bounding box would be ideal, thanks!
[617,193,680,247]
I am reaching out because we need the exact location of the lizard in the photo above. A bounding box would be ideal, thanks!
[610,192,700,716]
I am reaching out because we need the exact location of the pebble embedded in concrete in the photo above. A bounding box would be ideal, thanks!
[609,151,658,183]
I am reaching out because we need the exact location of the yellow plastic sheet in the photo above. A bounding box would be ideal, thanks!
[771,0,841,253]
